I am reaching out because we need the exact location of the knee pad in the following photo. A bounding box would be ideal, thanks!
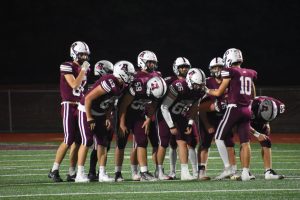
[260,138,271,148]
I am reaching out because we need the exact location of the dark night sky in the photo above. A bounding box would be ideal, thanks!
[2,0,300,86]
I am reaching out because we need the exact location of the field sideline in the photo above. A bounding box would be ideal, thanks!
[0,134,300,200]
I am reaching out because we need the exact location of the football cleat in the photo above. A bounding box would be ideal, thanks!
[181,171,196,181]
[99,172,114,182]
[115,172,124,182]
[168,171,176,179]
[132,172,141,181]
[265,169,285,180]
[66,173,76,182]
[198,170,211,181]
[88,172,99,182]
[158,173,173,180]
[48,169,63,182]
[140,171,158,181]
[214,167,234,180]
[75,173,90,183]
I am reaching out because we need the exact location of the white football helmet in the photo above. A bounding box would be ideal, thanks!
[146,76,167,99]
[70,41,90,61]
[113,60,135,84]
[259,99,278,121]
[94,60,113,76]
[223,48,243,67]
[137,50,158,71]
[186,68,206,90]
[209,57,224,77]
[173,57,191,76]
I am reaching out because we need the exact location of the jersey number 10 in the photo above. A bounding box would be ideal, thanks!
[240,76,252,95]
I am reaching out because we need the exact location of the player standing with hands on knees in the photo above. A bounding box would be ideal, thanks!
[48,41,91,182]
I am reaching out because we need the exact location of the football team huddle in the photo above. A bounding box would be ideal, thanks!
[48,41,285,183]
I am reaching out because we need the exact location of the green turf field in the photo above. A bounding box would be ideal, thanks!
[0,142,300,199]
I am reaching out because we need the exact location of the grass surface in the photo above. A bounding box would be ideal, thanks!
[0,142,300,199]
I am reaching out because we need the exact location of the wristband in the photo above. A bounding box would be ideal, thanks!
[188,119,194,126]
[253,131,260,138]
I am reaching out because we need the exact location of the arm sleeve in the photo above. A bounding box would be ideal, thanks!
[160,95,176,128]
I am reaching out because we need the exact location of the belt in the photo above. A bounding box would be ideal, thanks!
[61,101,79,105]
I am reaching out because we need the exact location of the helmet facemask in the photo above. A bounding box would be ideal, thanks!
[209,65,222,78]
[76,53,90,65]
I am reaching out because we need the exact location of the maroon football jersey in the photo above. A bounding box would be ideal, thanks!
[221,67,257,106]
[128,72,154,114]
[80,74,125,113]
[60,61,88,102]
[169,79,205,117]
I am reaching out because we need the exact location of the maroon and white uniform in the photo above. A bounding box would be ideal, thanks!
[251,96,285,148]
[78,74,125,147]
[118,71,161,148]
[163,76,179,149]
[59,61,88,146]
[158,79,205,147]
[215,67,257,143]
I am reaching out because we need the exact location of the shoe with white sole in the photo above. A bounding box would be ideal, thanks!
[99,172,114,182]
[198,169,211,181]
[158,173,173,180]
[75,173,90,183]
[215,167,234,180]
[140,171,157,181]
[168,171,176,179]
[265,169,284,180]
[181,171,195,181]
[132,173,141,181]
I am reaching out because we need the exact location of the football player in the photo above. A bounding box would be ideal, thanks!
[114,50,162,181]
[48,41,91,182]
[227,96,286,180]
[75,60,135,182]
[205,48,257,181]
[118,76,167,181]
[160,68,206,180]
[251,96,285,179]
[156,57,196,180]
[87,60,114,181]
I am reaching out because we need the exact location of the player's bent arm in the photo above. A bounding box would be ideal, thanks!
[207,78,230,97]
[85,85,107,121]
[160,92,176,129]
[64,70,86,89]
[119,92,135,127]
[250,126,268,141]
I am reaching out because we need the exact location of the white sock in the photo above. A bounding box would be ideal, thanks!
[51,162,60,172]
[140,166,148,173]
[99,166,105,175]
[232,165,237,173]
[115,166,122,173]
[69,166,76,176]
[215,139,230,168]
[188,148,198,174]
[77,165,84,174]
[181,164,189,174]
[169,148,177,173]
[242,167,249,174]
[158,165,163,174]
